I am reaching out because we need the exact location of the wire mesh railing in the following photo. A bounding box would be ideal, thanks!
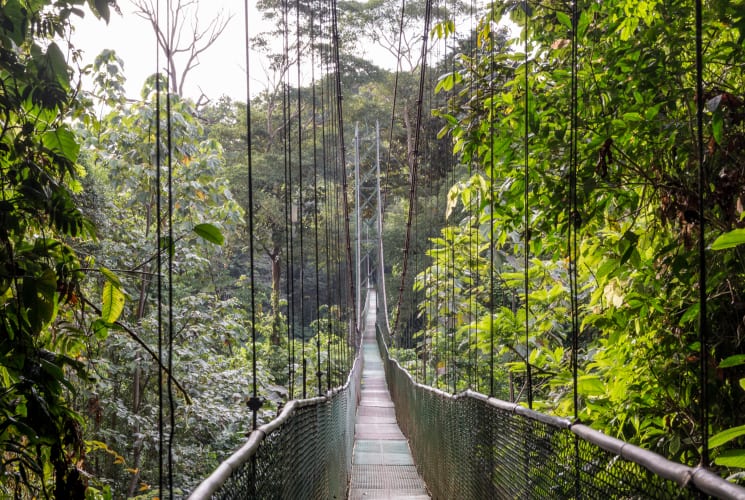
[187,303,366,499]
[376,318,745,500]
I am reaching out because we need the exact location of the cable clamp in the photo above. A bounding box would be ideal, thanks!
[247,396,263,412]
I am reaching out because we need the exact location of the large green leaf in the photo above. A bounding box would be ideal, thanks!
[720,355,745,369]
[556,11,572,30]
[577,375,605,396]
[42,127,80,164]
[712,228,745,250]
[44,42,70,89]
[99,266,121,287]
[714,449,745,469]
[101,281,125,324]
[89,0,111,23]
[91,318,109,341]
[2,0,27,45]
[193,223,225,245]
[709,424,745,449]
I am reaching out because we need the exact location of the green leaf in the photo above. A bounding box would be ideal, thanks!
[2,0,27,45]
[101,281,125,324]
[623,112,644,122]
[714,449,745,468]
[91,319,109,341]
[679,303,700,326]
[740,378,745,392]
[577,375,604,396]
[709,424,745,449]
[712,228,745,250]
[161,235,175,257]
[644,103,662,121]
[90,0,111,23]
[99,267,121,288]
[42,127,80,164]
[39,358,65,384]
[556,11,572,30]
[577,10,590,37]
[45,42,71,89]
[720,355,745,368]
[194,223,224,245]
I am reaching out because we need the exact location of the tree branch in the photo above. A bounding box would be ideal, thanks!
[84,298,193,404]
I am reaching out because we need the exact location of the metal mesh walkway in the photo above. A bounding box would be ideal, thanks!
[348,290,430,500]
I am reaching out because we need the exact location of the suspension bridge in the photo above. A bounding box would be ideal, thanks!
[189,261,745,498]
[179,0,745,497]
[186,123,745,497]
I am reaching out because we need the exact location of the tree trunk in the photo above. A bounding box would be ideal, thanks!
[402,101,416,174]
[269,247,282,345]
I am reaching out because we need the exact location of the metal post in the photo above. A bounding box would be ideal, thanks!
[355,124,362,329]
[375,121,390,330]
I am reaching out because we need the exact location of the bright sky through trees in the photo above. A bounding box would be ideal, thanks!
[71,1,265,101]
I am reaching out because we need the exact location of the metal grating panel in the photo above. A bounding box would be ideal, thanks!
[350,465,428,490]
[357,406,396,417]
[348,489,430,500]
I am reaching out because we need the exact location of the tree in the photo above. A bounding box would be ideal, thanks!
[78,61,246,494]
[131,0,232,98]
[411,0,745,471]
[0,0,120,497]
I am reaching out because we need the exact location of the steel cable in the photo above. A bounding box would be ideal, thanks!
[244,0,262,433]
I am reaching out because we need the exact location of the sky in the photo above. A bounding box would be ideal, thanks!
[70,1,508,103]
[71,1,266,101]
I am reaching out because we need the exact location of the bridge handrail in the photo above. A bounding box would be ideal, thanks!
[188,395,324,499]
[188,293,368,499]
[376,320,745,499]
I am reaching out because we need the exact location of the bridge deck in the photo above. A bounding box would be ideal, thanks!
[348,291,430,500]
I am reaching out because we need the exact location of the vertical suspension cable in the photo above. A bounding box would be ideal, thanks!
[333,100,348,372]
[310,4,324,396]
[154,0,164,492]
[423,50,435,381]
[328,70,345,371]
[569,1,581,496]
[567,0,581,497]
[383,0,408,211]
[164,2,175,494]
[440,6,458,393]
[468,0,478,392]
[282,0,296,401]
[324,8,344,371]
[569,0,580,422]
[523,0,533,409]
[244,0,262,431]
[488,9,496,398]
[320,1,334,390]
[695,0,709,466]
[295,0,308,399]
[393,0,434,335]
[331,0,359,342]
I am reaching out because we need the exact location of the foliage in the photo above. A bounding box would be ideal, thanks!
[72,44,357,494]
[403,0,745,474]
[0,1,119,496]
[75,59,256,494]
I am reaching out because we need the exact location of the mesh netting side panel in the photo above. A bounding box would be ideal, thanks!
[210,387,354,500]
[377,329,710,499]
[574,436,695,499]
